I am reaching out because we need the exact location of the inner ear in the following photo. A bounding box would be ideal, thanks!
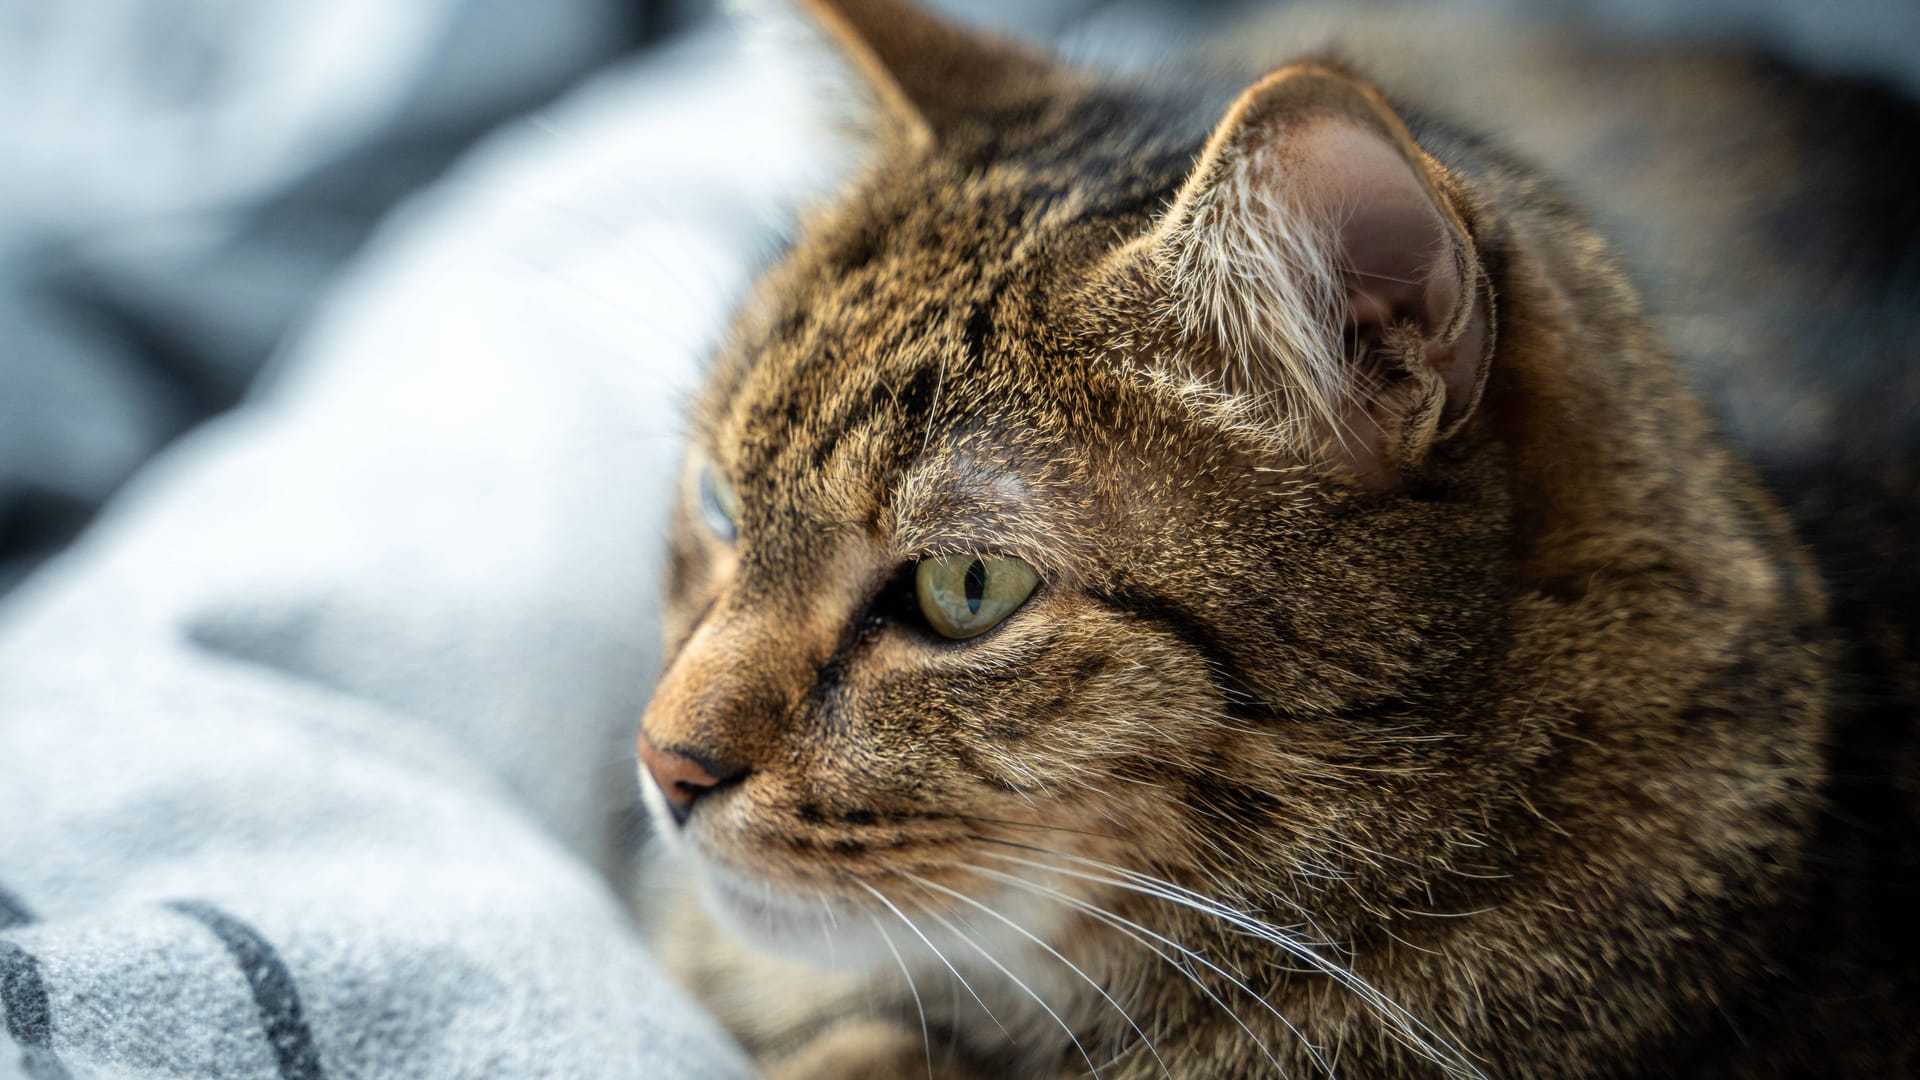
[1145,62,1493,483]
[1303,120,1486,435]
[1317,123,1460,348]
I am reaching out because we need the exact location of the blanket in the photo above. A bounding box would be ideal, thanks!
[0,23,838,1078]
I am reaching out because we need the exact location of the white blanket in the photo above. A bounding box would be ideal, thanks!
[0,23,846,1078]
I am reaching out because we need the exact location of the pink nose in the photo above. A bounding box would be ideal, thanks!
[638,734,746,826]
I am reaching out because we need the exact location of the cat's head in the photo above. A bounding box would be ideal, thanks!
[639,0,1514,969]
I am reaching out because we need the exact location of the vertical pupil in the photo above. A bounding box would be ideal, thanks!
[964,558,987,615]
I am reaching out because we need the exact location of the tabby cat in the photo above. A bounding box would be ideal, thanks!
[635,1,1920,1076]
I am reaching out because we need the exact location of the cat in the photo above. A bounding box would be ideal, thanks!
[635,1,1920,1076]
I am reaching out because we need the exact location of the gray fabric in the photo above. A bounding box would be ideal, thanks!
[0,0,656,595]
[0,23,842,1078]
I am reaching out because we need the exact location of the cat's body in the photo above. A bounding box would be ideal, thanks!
[636,3,1920,1076]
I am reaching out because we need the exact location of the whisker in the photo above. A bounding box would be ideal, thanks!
[900,870,1173,1079]
[868,912,935,1080]
[956,814,1129,844]
[852,877,1013,1040]
[981,838,1323,941]
[921,351,948,456]
[897,877,1103,1078]
[964,863,1297,1079]
[974,843,1484,1079]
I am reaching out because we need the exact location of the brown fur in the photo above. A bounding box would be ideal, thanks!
[637,2,1918,1076]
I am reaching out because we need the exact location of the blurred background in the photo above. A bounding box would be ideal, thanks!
[3,0,1918,599]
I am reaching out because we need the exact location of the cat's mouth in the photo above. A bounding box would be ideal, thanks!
[642,766,1078,972]
[639,757,1100,978]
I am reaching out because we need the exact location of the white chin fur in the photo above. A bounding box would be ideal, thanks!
[696,865,902,969]
[697,859,1077,988]
[637,761,682,848]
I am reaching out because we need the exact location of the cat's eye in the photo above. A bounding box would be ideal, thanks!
[699,463,740,540]
[914,554,1039,640]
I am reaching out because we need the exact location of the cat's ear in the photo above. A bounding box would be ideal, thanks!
[1145,61,1493,484]
[795,0,1055,147]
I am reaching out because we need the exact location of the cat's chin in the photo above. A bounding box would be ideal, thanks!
[692,858,1083,993]
[693,864,897,971]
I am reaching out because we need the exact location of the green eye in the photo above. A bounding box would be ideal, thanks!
[699,463,740,540]
[914,554,1039,640]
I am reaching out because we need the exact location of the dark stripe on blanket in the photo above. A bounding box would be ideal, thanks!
[169,901,327,1080]
[0,886,32,930]
[1,940,72,1080]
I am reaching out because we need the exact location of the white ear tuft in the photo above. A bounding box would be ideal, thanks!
[1147,62,1492,482]
[1154,133,1350,449]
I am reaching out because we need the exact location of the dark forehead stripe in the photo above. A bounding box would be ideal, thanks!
[798,360,943,490]
[756,268,1015,487]
[962,294,996,368]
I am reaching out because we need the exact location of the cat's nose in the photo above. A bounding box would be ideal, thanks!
[639,733,749,826]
